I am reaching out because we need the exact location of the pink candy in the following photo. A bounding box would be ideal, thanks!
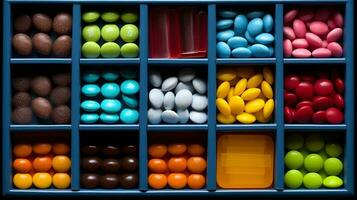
[306,32,322,47]
[309,21,329,36]
[312,48,332,58]
[292,48,311,58]
[284,27,296,40]
[293,19,306,38]
[284,10,299,24]
[283,39,293,57]
[327,42,343,57]
[292,39,309,48]
[327,28,343,42]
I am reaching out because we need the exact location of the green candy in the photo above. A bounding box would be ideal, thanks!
[284,169,303,189]
[100,42,120,58]
[325,143,343,157]
[101,24,120,42]
[304,153,323,172]
[323,176,343,188]
[305,134,325,152]
[121,43,139,58]
[101,11,120,22]
[82,41,100,58]
[324,158,343,175]
[121,11,138,23]
[286,134,304,150]
[303,172,322,189]
[82,11,100,23]
[284,150,304,169]
[82,25,101,42]
[120,24,139,42]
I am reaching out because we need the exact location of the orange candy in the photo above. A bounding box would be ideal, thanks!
[13,173,32,189]
[33,156,52,172]
[52,173,71,189]
[148,173,167,189]
[187,144,205,156]
[53,143,70,155]
[168,157,187,173]
[33,172,52,189]
[167,173,187,189]
[168,144,187,156]
[148,144,167,158]
[148,159,167,173]
[187,157,207,173]
[187,174,206,189]
[33,143,52,155]
[13,158,32,173]
[52,155,71,172]
[13,144,32,158]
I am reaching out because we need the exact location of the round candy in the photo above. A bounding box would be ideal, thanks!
[324,158,343,175]
[82,25,101,42]
[13,173,32,189]
[312,96,333,110]
[325,143,343,157]
[82,41,100,58]
[121,80,139,95]
[120,108,139,124]
[294,105,313,123]
[303,172,322,189]
[285,150,304,169]
[216,42,231,58]
[101,24,120,42]
[33,172,52,189]
[304,154,324,172]
[312,110,327,123]
[120,24,139,43]
[284,169,303,189]
[314,79,334,96]
[101,99,122,113]
[175,89,193,110]
[286,134,304,150]
[121,43,139,58]
[325,107,344,124]
[81,173,99,188]
[323,176,343,188]
[305,134,325,152]
[295,82,314,100]
[101,83,120,98]
[189,111,207,124]
[52,173,71,189]
[100,42,120,58]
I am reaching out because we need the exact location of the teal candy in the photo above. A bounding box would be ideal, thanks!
[268,46,274,57]
[245,31,256,43]
[101,83,120,98]
[81,100,100,112]
[218,10,237,18]
[100,113,120,123]
[102,72,119,81]
[263,14,274,32]
[249,44,271,57]
[101,99,122,113]
[255,33,275,45]
[217,19,233,30]
[246,11,264,19]
[234,15,248,36]
[227,36,248,49]
[81,84,100,97]
[247,18,263,36]
[81,114,99,123]
[216,42,231,58]
[120,68,137,79]
[122,94,138,108]
[217,29,235,42]
[120,80,139,95]
[83,72,100,83]
[232,47,252,58]
[120,108,139,124]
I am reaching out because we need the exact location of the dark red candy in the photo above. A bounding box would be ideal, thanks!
[312,96,334,110]
[296,101,313,109]
[312,111,327,123]
[334,78,345,94]
[334,94,344,110]
[284,106,295,123]
[284,75,301,91]
[314,79,334,96]
[296,82,314,100]
[301,74,316,83]
[285,92,298,107]
[295,105,314,123]
[325,107,344,124]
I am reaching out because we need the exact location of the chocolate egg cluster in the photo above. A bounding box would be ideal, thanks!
[12,12,72,57]
[12,72,71,124]
[80,144,138,189]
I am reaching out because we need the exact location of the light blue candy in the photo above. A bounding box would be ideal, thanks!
[216,42,231,58]
[245,31,256,43]
[122,94,138,108]
[247,11,264,19]
[234,15,248,36]
[83,72,100,83]
[102,72,119,81]
[101,99,122,113]
[100,113,119,123]
[120,68,137,79]
[249,44,271,57]
[120,108,139,124]
[81,114,99,123]
[255,33,275,45]
[217,29,235,42]
[101,83,120,98]
[81,84,100,97]
[81,100,100,112]
[217,19,233,30]
[263,14,274,32]
[247,18,263,36]
[232,47,252,58]
[120,80,139,95]
[227,36,248,49]
[218,10,237,18]
[268,46,274,57]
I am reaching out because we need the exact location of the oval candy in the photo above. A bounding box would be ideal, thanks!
[249,44,271,57]
[100,113,119,123]
[247,18,263,36]
[263,14,274,32]
[327,28,343,42]
[81,100,100,112]
[120,80,139,95]
[255,33,275,45]
[236,112,256,124]
[228,96,245,115]
[227,36,248,49]
[292,48,311,58]
[101,83,120,98]
[217,30,235,42]
[82,84,100,97]
[101,99,122,113]
[81,114,99,123]
[293,19,306,38]
[241,88,261,101]
[217,19,233,30]
[232,47,252,58]
[312,48,332,58]
[120,108,139,124]
[309,21,329,36]
[216,98,231,116]
[234,15,248,35]
[245,98,265,113]
[247,73,263,88]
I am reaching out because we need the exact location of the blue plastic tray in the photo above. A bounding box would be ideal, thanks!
[2,0,354,197]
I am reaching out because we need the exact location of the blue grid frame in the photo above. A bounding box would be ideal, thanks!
[2,0,354,197]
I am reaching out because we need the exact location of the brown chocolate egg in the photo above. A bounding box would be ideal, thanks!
[31,97,52,119]
[119,174,138,189]
[101,159,120,173]
[12,92,32,107]
[121,157,138,172]
[13,77,31,92]
[100,174,119,189]
[52,72,71,86]
[32,33,52,55]
[32,13,52,32]
[12,33,32,56]
[31,76,52,97]
[81,173,99,189]
[121,145,138,156]
[12,107,32,124]
[53,13,72,35]
[52,35,72,57]
[49,86,71,105]
[51,105,71,124]
[101,145,120,156]
[13,15,32,33]
[81,145,99,156]
[81,157,101,172]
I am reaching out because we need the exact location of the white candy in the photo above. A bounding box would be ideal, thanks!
[178,68,196,82]
[175,89,193,110]
[177,109,190,124]
[175,82,195,94]
[149,88,164,108]
[149,70,162,87]
[161,77,178,92]
[189,111,208,124]
[192,78,207,94]
[161,110,180,124]
[191,94,208,111]
[163,92,175,110]
[148,108,162,124]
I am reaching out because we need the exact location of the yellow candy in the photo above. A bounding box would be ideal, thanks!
[227,87,235,100]
[255,109,271,123]
[229,96,245,115]
[33,173,52,189]
[236,112,256,124]
[234,78,247,96]
[217,68,237,81]
[264,99,275,119]
[247,73,263,88]
[216,98,231,115]
[245,98,265,113]
[236,66,256,78]
[217,81,230,98]
[13,173,32,189]
[241,88,261,101]
[261,81,273,99]
[263,66,274,84]
[217,113,236,124]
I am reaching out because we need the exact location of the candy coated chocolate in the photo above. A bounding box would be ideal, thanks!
[81,173,99,189]
[284,75,300,91]
[101,158,120,173]
[334,94,344,110]
[295,105,313,123]
[285,92,297,107]
[334,78,345,93]
[314,79,334,96]
[101,145,120,156]
[100,174,119,189]
[81,145,99,156]
[119,174,138,189]
[296,101,313,109]
[121,157,138,172]
[81,157,101,172]
[312,110,327,123]
[325,107,344,124]
[284,106,295,123]
[295,82,314,100]
[312,96,334,110]
[121,145,138,156]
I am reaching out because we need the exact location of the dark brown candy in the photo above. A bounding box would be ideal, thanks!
[81,173,99,189]
[31,76,52,97]
[52,72,71,86]
[51,105,71,124]
[13,15,32,33]
[53,13,72,35]
[81,157,101,172]
[31,97,52,119]
[121,145,138,156]
[81,145,99,156]
[12,92,31,107]
[13,77,31,92]
[52,35,72,57]
[12,33,32,56]
[49,86,71,105]
[32,13,52,32]
[119,174,138,189]
[101,159,120,173]
[101,145,120,156]
[32,33,52,55]
[12,107,32,124]
[121,156,138,172]
[100,174,119,189]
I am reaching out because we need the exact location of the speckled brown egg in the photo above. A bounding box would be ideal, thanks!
[31,97,52,119]
[12,107,32,124]
[32,13,52,32]
[52,35,72,57]
[13,77,31,92]
[13,15,32,33]
[49,86,71,106]
[53,13,72,35]
[31,76,52,97]
[51,105,71,124]
[32,33,52,55]
[12,92,32,107]
[12,33,32,56]
[52,73,71,86]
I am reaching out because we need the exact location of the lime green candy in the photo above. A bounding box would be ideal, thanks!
[285,150,304,169]
[101,11,120,22]
[121,43,139,58]
[324,158,343,175]
[325,143,343,157]
[303,172,322,189]
[82,11,100,23]
[101,24,120,42]
[305,134,325,152]
[100,42,120,58]
[121,11,138,23]
[286,134,304,150]
[304,153,324,172]
[120,24,139,42]
[82,41,100,58]
[323,176,343,188]
[82,25,101,42]
[284,169,303,189]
